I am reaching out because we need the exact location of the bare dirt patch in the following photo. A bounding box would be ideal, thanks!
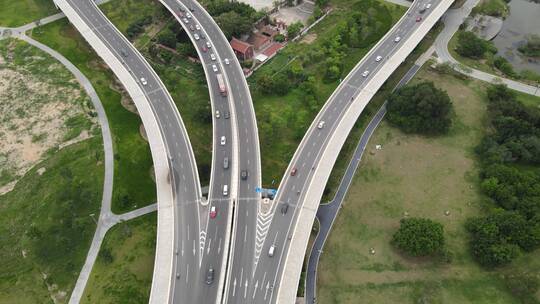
[300,33,317,44]
[0,39,97,194]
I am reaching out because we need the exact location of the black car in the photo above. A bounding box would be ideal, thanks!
[190,7,195,12]
[206,268,214,285]
[241,170,248,180]
[224,110,230,119]
[280,203,289,214]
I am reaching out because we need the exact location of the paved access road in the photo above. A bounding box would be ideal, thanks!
[247,0,448,303]
[304,61,422,304]
[159,1,262,303]
[59,0,205,302]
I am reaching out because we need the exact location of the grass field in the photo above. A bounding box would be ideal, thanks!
[317,66,540,303]
[0,0,57,27]
[29,18,156,214]
[81,213,157,304]
[0,137,104,304]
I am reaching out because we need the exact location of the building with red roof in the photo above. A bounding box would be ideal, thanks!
[230,37,254,61]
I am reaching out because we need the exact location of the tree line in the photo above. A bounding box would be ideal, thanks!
[469,84,540,267]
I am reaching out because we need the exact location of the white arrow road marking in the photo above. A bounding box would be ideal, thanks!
[207,238,212,254]
[193,240,196,256]
[244,280,248,299]
[186,264,189,284]
[181,239,184,257]
[232,278,237,297]
[218,238,222,254]
[264,282,270,300]
[261,272,267,291]
[252,281,259,299]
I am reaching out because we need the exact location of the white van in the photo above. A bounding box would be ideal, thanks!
[223,184,228,196]
[268,245,276,257]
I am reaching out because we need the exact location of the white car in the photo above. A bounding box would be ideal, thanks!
[375,55,382,62]
[317,121,325,129]
[212,64,218,72]
[426,3,432,8]
[140,77,147,85]
[362,70,369,77]
[195,24,201,30]
[194,33,200,40]
[394,36,401,42]
[224,58,230,65]
[186,13,192,18]
[206,41,212,48]
[210,53,216,61]
[220,136,226,146]
[215,110,220,118]
[182,18,189,24]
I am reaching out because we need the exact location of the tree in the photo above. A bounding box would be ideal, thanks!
[386,81,453,135]
[315,0,329,7]
[215,11,253,39]
[287,21,304,39]
[274,34,285,42]
[456,31,490,59]
[392,218,445,257]
[157,29,177,48]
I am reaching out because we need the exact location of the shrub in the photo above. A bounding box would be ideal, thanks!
[518,34,540,57]
[392,218,445,257]
[493,56,516,77]
[456,31,491,59]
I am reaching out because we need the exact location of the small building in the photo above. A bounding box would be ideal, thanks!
[262,42,284,58]
[230,37,254,61]
[247,33,271,51]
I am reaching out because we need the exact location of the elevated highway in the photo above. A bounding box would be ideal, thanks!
[158,0,262,303]
[53,1,203,303]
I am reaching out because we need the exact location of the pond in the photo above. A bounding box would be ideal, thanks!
[492,0,540,73]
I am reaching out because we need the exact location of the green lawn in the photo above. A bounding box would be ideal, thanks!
[0,0,57,27]
[317,65,540,303]
[81,213,157,304]
[29,19,156,214]
[251,0,406,187]
[0,137,104,304]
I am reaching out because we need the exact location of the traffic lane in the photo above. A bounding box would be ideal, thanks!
[226,200,258,301]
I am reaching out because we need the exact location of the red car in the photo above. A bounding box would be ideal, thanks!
[291,168,298,176]
[202,46,208,53]
[210,206,217,219]
[416,16,422,22]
